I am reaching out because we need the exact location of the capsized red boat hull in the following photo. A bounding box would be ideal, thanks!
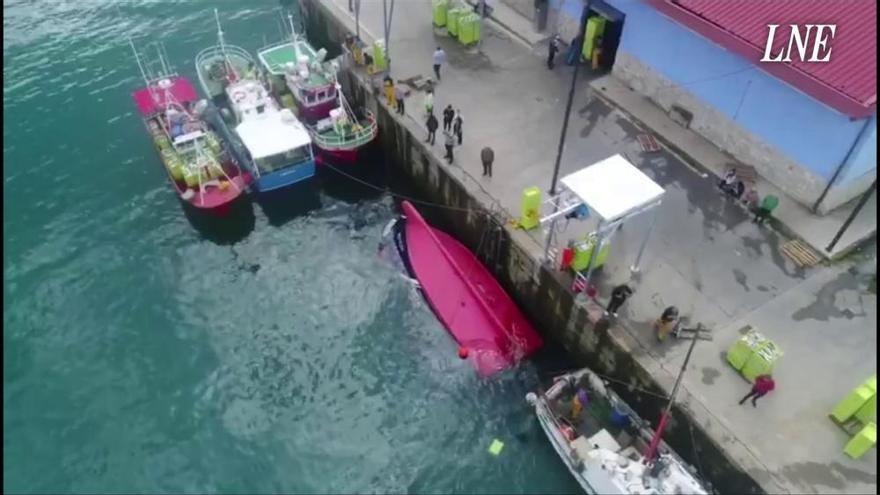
[400,201,543,376]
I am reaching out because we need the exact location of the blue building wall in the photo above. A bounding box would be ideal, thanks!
[595,0,874,182]
[839,116,876,186]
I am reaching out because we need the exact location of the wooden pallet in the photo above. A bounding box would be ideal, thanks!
[781,239,823,267]
[637,133,661,152]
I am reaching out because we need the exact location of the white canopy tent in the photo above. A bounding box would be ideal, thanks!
[540,154,665,291]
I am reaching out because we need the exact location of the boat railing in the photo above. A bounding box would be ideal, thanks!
[195,44,255,72]
[312,112,378,150]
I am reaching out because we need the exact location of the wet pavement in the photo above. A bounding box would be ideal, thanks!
[316,1,877,492]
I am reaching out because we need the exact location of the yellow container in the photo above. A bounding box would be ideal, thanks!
[832,385,875,423]
[844,422,876,459]
[520,187,541,230]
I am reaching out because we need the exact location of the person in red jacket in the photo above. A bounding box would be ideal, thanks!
[739,374,775,407]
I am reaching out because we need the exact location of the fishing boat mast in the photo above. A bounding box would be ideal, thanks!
[645,329,700,463]
[285,12,302,62]
[213,8,239,81]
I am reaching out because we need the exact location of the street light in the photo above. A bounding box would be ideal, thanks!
[540,2,592,269]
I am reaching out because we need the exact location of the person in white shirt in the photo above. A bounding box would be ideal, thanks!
[432,47,446,81]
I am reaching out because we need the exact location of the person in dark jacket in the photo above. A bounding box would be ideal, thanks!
[739,374,775,407]
[547,35,561,69]
[395,84,405,115]
[453,110,463,145]
[605,284,633,317]
[426,112,438,145]
[442,104,455,132]
[444,130,455,163]
[480,146,494,177]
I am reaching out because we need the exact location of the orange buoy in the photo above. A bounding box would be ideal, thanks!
[458,347,469,359]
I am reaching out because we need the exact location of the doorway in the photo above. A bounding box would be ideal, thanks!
[584,0,625,72]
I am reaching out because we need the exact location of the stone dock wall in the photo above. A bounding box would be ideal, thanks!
[304,1,766,493]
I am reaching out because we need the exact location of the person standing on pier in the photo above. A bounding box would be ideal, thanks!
[739,374,775,407]
[480,146,494,177]
[547,35,561,69]
[442,105,455,132]
[433,46,446,81]
[426,112,439,145]
[383,76,395,107]
[605,284,633,317]
[395,84,405,115]
[453,110,463,145]
[444,130,455,163]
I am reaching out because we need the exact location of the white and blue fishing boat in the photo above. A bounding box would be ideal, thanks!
[195,10,315,192]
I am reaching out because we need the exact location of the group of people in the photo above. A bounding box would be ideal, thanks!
[603,283,777,407]
[718,168,779,225]
[424,102,463,165]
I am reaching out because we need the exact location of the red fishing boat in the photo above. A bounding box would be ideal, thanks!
[129,39,250,214]
[381,201,543,376]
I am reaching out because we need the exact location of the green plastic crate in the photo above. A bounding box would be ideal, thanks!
[865,375,877,393]
[582,16,607,60]
[844,422,876,459]
[833,384,876,423]
[447,7,466,36]
[571,237,610,272]
[432,0,449,27]
[855,393,877,424]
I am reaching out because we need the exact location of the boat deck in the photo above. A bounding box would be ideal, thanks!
[258,42,331,87]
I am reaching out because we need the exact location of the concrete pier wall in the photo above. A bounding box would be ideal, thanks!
[304,2,765,493]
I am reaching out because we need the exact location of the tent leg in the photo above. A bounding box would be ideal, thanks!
[535,217,558,281]
[581,220,605,293]
[631,209,658,273]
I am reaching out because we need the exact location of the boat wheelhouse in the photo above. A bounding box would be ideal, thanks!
[257,14,338,124]
[226,79,315,192]
[129,39,249,213]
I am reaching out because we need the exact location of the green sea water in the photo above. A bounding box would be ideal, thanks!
[3,2,581,493]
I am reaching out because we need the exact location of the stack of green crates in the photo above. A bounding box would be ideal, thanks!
[447,7,467,36]
[741,340,783,382]
[432,0,449,27]
[726,329,767,371]
[833,375,877,424]
[372,40,387,71]
[458,13,481,45]
[727,329,783,382]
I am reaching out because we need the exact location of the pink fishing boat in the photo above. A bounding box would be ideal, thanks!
[130,39,250,214]
[381,200,544,376]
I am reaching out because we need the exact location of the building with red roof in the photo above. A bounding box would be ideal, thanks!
[547,0,876,212]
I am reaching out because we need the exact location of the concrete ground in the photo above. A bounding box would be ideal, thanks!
[316,0,878,493]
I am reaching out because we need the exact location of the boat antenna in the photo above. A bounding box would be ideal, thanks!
[286,13,301,61]
[645,329,700,463]
[155,42,172,77]
[129,37,149,86]
[214,8,238,80]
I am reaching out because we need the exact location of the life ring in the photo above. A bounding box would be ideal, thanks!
[233,91,246,103]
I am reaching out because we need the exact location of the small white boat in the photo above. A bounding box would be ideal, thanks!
[526,363,709,494]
